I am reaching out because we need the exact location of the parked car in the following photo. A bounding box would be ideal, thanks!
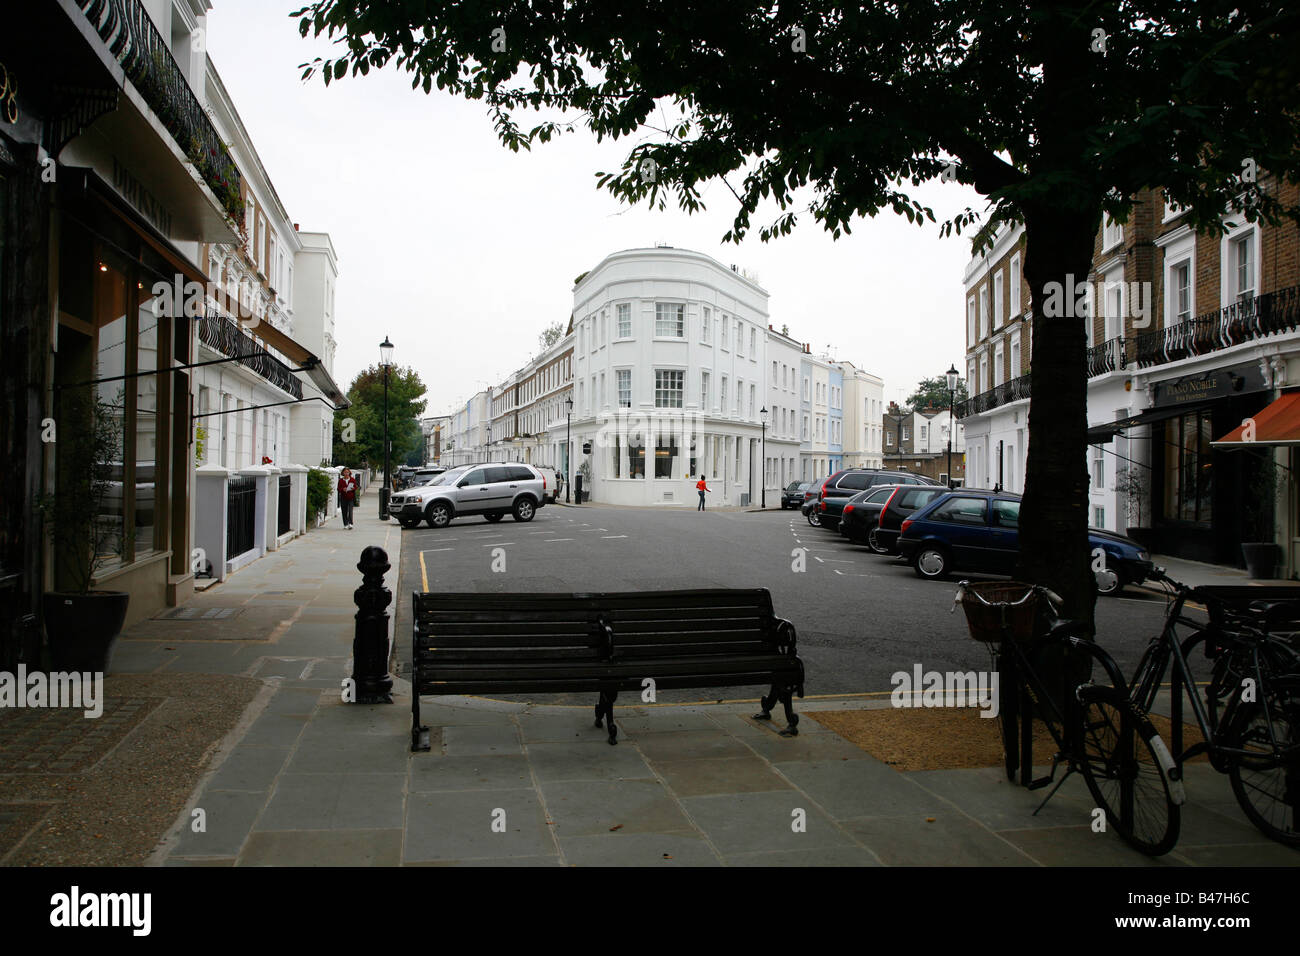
[895,489,1153,594]
[837,485,905,545]
[781,481,811,509]
[533,465,558,503]
[387,462,547,528]
[409,467,446,487]
[801,496,822,527]
[864,484,951,554]
[812,468,938,530]
[395,466,420,490]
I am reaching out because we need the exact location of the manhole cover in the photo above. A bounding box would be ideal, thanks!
[154,607,242,621]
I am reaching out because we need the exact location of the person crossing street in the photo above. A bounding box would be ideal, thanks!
[696,475,710,511]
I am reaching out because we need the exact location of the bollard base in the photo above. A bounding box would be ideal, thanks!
[356,690,394,705]
[412,724,432,752]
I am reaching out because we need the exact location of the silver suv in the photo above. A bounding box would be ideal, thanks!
[388,463,547,529]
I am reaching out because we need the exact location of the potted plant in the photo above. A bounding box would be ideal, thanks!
[578,458,593,502]
[38,390,130,672]
[1242,454,1283,579]
[1113,466,1154,550]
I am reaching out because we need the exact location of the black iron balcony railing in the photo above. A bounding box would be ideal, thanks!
[1087,336,1126,377]
[77,0,245,225]
[198,314,303,399]
[1135,285,1300,369]
[955,373,1031,419]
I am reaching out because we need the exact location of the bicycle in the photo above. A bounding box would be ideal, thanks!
[1127,568,1300,847]
[956,580,1184,856]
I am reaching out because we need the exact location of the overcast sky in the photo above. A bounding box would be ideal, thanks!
[207,1,986,416]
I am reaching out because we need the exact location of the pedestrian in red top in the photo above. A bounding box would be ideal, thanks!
[338,467,358,529]
[696,476,710,511]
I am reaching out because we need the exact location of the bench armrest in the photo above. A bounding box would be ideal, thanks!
[774,617,798,654]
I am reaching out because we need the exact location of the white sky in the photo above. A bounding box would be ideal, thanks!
[207,0,985,415]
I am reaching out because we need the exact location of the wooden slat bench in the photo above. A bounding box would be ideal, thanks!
[410,588,805,751]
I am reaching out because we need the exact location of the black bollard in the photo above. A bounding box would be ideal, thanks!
[350,546,394,704]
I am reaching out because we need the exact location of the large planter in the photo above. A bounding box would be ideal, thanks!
[1241,542,1283,580]
[41,591,130,672]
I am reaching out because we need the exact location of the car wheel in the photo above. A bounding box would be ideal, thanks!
[805,511,820,528]
[914,545,951,580]
[485,513,504,523]
[1095,566,1124,596]
[866,528,891,555]
[513,498,536,522]
[426,502,452,529]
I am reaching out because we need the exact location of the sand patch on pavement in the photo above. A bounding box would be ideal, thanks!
[809,708,1206,773]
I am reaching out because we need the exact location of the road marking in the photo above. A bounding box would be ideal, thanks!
[529,531,556,535]
[601,535,627,539]
[419,550,429,591]
[545,538,574,543]
[484,542,515,547]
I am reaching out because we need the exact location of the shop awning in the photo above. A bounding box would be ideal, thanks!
[1087,400,1219,444]
[1212,393,1300,448]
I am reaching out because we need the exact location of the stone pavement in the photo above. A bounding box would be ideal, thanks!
[1144,553,1300,590]
[107,508,1296,866]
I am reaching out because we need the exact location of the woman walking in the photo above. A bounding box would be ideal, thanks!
[696,475,710,511]
[338,467,358,529]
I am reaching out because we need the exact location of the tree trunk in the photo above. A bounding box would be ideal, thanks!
[1016,206,1099,633]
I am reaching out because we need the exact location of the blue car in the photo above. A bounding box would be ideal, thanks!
[896,489,1153,595]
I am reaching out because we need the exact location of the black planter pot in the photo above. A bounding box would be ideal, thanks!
[41,591,130,672]
[1241,543,1283,580]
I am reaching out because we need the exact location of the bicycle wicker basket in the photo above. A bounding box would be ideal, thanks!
[958,581,1040,643]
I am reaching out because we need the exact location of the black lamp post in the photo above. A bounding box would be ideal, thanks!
[564,395,574,502]
[945,363,959,488]
[760,406,768,508]
[378,336,394,519]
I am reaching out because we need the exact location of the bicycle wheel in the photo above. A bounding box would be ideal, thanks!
[1075,684,1181,856]
[1226,676,1300,847]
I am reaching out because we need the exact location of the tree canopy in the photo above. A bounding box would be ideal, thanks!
[332,365,428,470]
[907,376,969,411]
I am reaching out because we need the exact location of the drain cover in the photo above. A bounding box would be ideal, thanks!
[155,606,242,621]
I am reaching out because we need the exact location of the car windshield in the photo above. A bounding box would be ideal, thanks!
[423,468,467,487]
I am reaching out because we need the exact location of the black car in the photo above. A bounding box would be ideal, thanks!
[811,468,937,530]
[837,485,902,544]
[865,484,950,554]
[781,481,812,509]
[896,489,1153,594]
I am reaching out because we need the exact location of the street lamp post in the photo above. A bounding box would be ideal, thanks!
[945,363,959,488]
[378,336,394,519]
[564,395,574,502]
[760,406,768,508]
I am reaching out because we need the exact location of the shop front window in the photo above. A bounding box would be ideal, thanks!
[1163,411,1213,524]
[655,434,678,478]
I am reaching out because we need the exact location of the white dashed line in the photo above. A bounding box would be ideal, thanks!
[483,542,515,547]
[601,535,627,539]
[545,538,575,543]
[421,548,454,553]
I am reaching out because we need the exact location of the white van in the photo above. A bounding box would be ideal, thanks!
[533,465,558,503]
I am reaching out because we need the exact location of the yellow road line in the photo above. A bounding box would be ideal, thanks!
[419,549,429,593]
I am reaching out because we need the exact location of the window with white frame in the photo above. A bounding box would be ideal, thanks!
[1231,231,1256,301]
[599,371,606,407]
[617,302,631,338]
[721,376,728,412]
[994,348,1004,387]
[736,319,744,356]
[802,415,808,439]
[979,286,988,339]
[994,270,1004,328]
[1092,447,1105,490]
[1102,212,1124,251]
[655,302,684,337]
[1010,333,1021,378]
[772,361,778,385]
[967,296,976,345]
[616,369,631,407]
[721,316,729,349]
[701,371,709,409]
[701,306,711,342]
[1010,254,1021,316]
[749,328,756,357]
[1169,259,1192,325]
[749,384,756,418]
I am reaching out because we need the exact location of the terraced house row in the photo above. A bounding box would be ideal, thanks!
[960,176,1300,572]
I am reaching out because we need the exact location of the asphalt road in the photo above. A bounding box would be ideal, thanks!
[392,501,1176,702]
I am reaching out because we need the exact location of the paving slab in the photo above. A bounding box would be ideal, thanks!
[681,791,854,856]
[440,723,524,756]
[403,789,555,862]
[526,740,657,784]
[541,779,696,836]
[256,773,406,831]
[409,754,535,792]
[558,831,721,866]
[841,813,1034,866]
[777,758,949,820]
[649,756,794,797]
[170,790,268,858]
[238,829,404,866]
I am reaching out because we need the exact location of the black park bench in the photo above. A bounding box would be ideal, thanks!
[410,588,805,751]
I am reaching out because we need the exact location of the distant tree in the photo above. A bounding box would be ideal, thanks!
[538,320,565,353]
[332,365,428,470]
[907,376,968,412]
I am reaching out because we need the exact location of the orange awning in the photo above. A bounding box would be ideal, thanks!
[1213,393,1300,447]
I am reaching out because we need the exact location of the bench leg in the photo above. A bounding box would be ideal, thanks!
[754,684,780,722]
[778,687,800,737]
[594,690,618,744]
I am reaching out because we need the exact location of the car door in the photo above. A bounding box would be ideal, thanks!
[455,467,493,513]
[988,498,1022,574]
[926,495,990,569]
[485,466,520,511]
